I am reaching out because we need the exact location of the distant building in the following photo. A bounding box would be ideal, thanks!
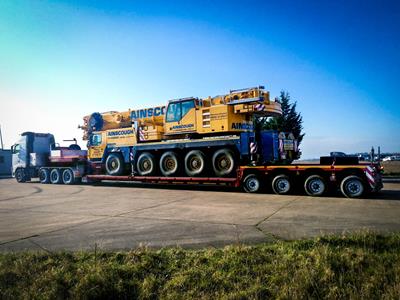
[0,149,11,175]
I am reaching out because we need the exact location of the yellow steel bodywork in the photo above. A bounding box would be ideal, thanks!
[83,86,283,160]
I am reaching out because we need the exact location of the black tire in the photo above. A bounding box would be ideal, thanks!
[105,153,124,176]
[159,151,179,176]
[39,168,50,184]
[62,168,75,185]
[15,168,26,183]
[340,175,365,198]
[212,148,235,177]
[68,144,81,150]
[184,150,206,176]
[243,174,260,193]
[304,175,326,196]
[50,168,62,184]
[137,152,156,176]
[271,174,291,195]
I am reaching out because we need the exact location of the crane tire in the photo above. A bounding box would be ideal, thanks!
[159,151,179,176]
[39,168,50,184]
[212,148,235,177]
[184,150,206,176]
[105,153,124,176]
[137,152,156,176]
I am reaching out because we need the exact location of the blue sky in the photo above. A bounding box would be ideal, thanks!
[0,0,399,158]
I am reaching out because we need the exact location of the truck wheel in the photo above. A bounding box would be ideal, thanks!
[137,152,156,176]
[243,174,260,193]
[184,150,205,176]
[212,148,235,177]
[340,175,364,198]
[50,168,62,184]
[160,151,179,176]
[39,168,50,184]
[15,168,26,183]
[272,175,291,195]
[62,168,75,185]
[105,153,124,176]
[304,175,326,196]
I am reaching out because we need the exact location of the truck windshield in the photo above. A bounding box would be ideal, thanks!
[90,134,102,146]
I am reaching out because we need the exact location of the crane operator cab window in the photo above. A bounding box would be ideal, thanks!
[166,100,195,123]
[90,133,102,146]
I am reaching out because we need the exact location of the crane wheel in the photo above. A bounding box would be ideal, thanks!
[105,153,124,176]
[271,174,291,195]
[62,168,75,185]
[137,152,156,176]
[340,175,365,198]
[39,168,50,184]
[15,168,27,183]
[184,150,205,176]
[243,174,260,193]
[212,148,235,177]
[160,151,179,176]
[50,169,62,184]
[304,175,326,196]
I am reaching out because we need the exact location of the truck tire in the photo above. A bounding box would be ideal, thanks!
[184,150,205,176]
[159,151,179,176]
[304,175,326,196]
[212,148,235,177]
[105,153,124,176]
[15,168,26,183]
[272,174,291,195]
[340,175,364,198]
[243,174,260,193]
[39,168,50,184]
[137,152,156,176]
[50,168,62,184]
[62,168,75,185]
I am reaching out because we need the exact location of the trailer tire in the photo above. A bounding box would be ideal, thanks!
[160,151,179,176]
[184,150,206,176]
[272,174,291,195]
[39,168,50,184]
[304,175,326,196]
[243,174,260,193]
[15,168,26,183]
[62,168,75,185]
[137,152,156,176]
[212,148,235,177]
[340,175,364,198]
[105,153,124,176]
[50,168,62,184]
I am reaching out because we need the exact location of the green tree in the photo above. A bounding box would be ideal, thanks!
[256,91,305,145]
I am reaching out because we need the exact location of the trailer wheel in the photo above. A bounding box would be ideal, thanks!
[160,151,179,176]
[15,168,27,183]
[105,153,124,176]
[184,150,206,176]
[50,168,62,184]
[39,168,50,184]
[272,175,291,195]
[62,168,75,185]
[212,148,235,177]
[137,152,156,176]
[304,175,326,196]
[243,174,260,193]
[340,175,364,198]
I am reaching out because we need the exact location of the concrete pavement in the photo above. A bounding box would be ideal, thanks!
[0,178,399,251]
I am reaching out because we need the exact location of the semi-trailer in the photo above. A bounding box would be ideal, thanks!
[10,85,383,198]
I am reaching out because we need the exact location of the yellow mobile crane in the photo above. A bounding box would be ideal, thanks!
[80,86,291,177]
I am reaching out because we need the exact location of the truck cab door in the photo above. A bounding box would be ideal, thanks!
[11,141,26,175]
[165,99,197,135]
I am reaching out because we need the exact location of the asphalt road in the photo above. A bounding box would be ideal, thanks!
[1,178,400,251]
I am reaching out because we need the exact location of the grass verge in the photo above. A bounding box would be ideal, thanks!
[1,232,400,299]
